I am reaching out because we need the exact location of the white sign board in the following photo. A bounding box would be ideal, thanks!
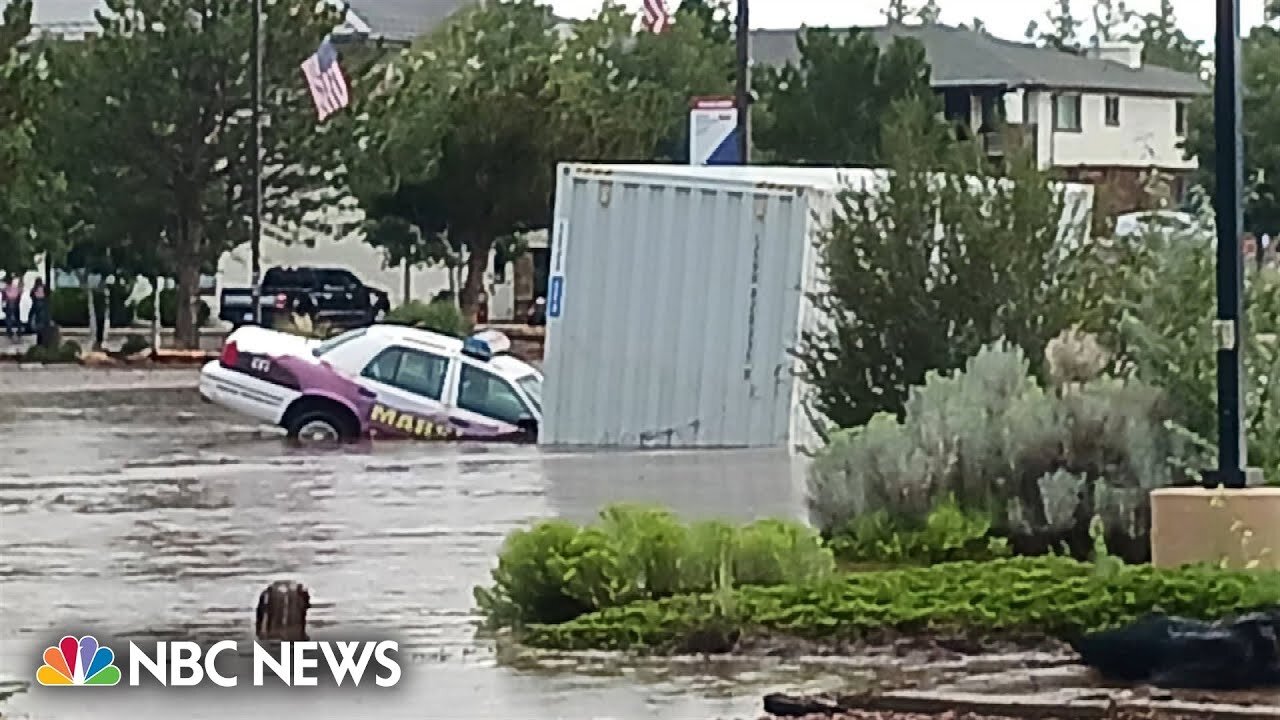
[689,97,739,165]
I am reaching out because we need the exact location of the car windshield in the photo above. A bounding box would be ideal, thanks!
[312,328,367,357]
[515,373,542,413]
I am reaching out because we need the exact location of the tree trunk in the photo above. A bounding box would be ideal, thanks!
[151,275,162,351]
[101,283,112,348]
[81,270,98,351]
[174,263,201,349]
[458,232,491,323]
[173,215,203,350]
[401,259,411,305]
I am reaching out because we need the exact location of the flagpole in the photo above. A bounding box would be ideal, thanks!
[250,0,264,325]
[734,0,750,164]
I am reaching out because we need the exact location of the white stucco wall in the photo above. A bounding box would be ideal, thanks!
[1012,90,1196,171]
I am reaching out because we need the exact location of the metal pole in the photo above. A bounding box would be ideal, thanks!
[734,0,750,165]
[250,0,264,325]
[1211,0,1246,488]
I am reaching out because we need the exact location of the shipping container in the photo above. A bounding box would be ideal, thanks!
[539,163,1094,452]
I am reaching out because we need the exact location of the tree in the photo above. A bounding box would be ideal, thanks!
[351,0,730,318]
[50,0,350,347]
[883,0,939,24]
[1122,0,1204,73]
[1184,25,1280,235]
[1090,0,1133,44]
[1026,0,1084,53]
[795,96,1087,432]
[753,29,933,166]
[675,0,732,47]
[0,0,63,274]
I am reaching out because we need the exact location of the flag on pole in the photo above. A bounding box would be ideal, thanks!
[301,37,350,122]
[640,0,671,32]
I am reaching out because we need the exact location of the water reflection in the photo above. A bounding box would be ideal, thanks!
[0,384,806,720]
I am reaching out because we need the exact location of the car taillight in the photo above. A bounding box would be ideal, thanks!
[220,340,239,366]
[274,293,288,309]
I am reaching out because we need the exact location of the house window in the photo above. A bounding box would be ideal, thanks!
[1053,93,1082,132]
[1175,101,1188,137]
[1104,96,1121,126]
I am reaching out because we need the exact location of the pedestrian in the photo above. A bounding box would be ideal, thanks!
[3,275,22,340]
[29,278,48,335]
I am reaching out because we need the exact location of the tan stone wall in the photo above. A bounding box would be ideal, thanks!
[1150,487,1280,570]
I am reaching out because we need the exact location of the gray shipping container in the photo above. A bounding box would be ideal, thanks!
[539,163,1094,452]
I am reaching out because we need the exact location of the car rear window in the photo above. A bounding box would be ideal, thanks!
[312,328,368,357]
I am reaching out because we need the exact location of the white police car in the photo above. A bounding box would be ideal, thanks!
[199,324,542,443]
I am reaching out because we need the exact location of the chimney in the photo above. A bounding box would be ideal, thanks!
[1091,40,1143,69]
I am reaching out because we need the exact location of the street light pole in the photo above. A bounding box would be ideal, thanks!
[734,0,750,165]
[1211,0,1247,489]
[249,0,265,325]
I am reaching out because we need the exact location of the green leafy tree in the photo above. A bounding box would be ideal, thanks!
[0,0,64,273]
[1076,200,1280,484]
[882,0,940,24]
[1184,25,1280,235]
[351,0,729,318]
[753,29,933,166]
[50,0,349,347]
[1090,0,1133,44]
[1026,0,1084,53]
[675,0,732,46]
[795,96,1087,432]
[1123,0,1204,73]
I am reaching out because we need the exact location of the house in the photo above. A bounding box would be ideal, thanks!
[752,23,1208,214]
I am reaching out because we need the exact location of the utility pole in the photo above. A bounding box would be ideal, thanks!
[1210,0,1246,488]
[734,0,750,164]
[249,0,265,325]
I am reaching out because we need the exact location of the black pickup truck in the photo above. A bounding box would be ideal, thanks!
[219,266,391,330]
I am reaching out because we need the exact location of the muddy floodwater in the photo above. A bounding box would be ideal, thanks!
[0,375,821,719]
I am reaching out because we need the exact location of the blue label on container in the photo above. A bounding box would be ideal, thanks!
[547,275,564,318]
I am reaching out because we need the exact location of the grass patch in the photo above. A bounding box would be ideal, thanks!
[517,556,1280,653]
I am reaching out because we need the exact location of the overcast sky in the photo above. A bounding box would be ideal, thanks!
[545,0,1270,45]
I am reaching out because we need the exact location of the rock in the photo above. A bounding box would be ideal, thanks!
[255,581,310,642]
[79,351,120,367]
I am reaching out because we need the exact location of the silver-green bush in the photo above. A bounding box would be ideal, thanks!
[807,340,1189,562]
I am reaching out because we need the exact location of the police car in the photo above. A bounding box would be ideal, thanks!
[199,324,542,444]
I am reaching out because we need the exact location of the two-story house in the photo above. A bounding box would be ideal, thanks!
[752,23,1208,216]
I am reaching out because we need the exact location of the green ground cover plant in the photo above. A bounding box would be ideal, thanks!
[516,556,1280,653]
[474,504,835,629]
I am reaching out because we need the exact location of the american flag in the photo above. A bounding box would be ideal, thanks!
[301,37,349,122]
[640,0,671,32]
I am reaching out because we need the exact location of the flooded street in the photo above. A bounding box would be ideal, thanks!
[0,377,812,719]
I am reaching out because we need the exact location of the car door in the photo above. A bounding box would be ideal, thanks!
[449,361,536,438]
[357,345,456,439]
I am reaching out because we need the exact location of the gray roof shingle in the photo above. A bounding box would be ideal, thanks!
[752,24,1207,97]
